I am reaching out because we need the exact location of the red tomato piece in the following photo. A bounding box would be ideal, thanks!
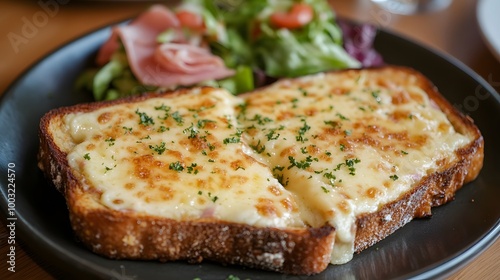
[175,10,205,31]
[270,3,314,30]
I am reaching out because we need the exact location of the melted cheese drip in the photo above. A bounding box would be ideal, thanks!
[64,69,472,265]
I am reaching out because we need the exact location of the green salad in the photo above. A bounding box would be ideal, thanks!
[77,0,362,101]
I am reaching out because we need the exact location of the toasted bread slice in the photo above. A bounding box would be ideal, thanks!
[238,66,483,262]
[38,87,335,275]
[38,66,483,274]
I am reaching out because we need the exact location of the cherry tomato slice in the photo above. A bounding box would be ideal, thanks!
[270,3,314,30]
[175,10,205,31]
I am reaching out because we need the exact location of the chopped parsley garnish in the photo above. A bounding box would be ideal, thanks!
[223,129,243,144]
[265,128,280,141]
[301,147,308,154]
[122,126,133,134]
[149,142,166,155]
[324,120,340,128]
[321,186,330,193]
[224,115,234,128]
[237,102,248,115]
[207,142,216,151]
[187,163,198,174]
[296,119,310,143]
[287,155,317,170]
[299,87,308,96]
[250,140,266,154]
[336,113,350,121]
[223,137,240,144]
[154,104,171,120]
[340,143,346,151]
[344,130,352,136]
[371,90,382,104]
[83,153,91,160]
[157,126,168,133]
[345,158,361,175]
[169,161,184,172]
[273,165,285,172]
[135,109,155,126]
[250,114,273,125]
[208,192,218,203]
[401,150,409,155]
[183,123,199,139]
[171,111,183,125]
[390,174,399,181]
[104,165,115,173]
[105,137,115,146]
[154,104,170,111]
[276,174,289,187]
[333,158,361,175]
[323,172,337,186]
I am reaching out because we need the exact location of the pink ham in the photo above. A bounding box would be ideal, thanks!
[95,5,234,88]
[149,43,235,86]
[96,5,180,66]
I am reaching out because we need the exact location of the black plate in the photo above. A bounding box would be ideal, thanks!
[1,22,499,280]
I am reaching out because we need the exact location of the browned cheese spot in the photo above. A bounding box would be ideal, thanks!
[255,198,278,217]
[389,110,411,122]
[267,185,282,196]
[337,200,350,214]
[366,187,382,199]
[97,112,112,124]
[277,110,295,121]
[391,91,410,105]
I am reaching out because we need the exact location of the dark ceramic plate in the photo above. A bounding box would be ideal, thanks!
[1,21,499,280]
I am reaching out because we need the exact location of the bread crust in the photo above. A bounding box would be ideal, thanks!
[37,66,484,274]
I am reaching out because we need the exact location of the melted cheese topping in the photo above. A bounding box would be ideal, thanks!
[237,69,470,263]
[64,70,471,265]
[65,88,304,228]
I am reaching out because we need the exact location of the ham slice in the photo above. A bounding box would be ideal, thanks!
[96,5,234,88]
[150,43,235,86]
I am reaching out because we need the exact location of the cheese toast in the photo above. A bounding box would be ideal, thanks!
[37,66,483,274]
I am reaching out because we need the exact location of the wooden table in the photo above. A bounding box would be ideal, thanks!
[0,0,498,279]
